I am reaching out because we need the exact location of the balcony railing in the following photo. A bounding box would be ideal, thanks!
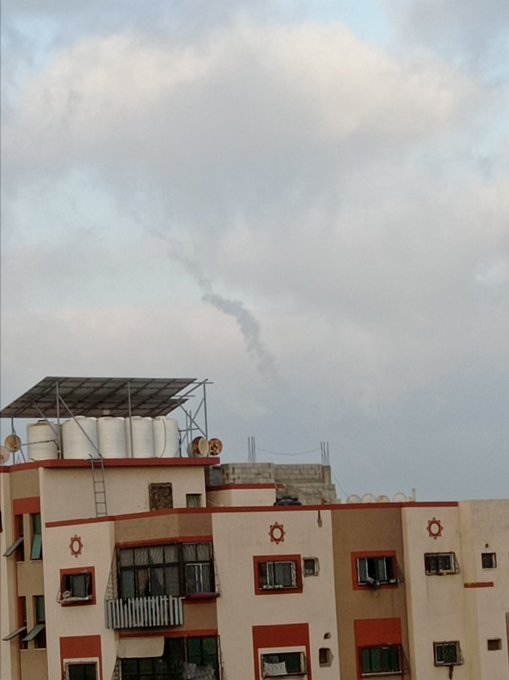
[106,595,184,630]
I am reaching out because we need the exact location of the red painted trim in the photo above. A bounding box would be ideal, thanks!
[13,497,40,515]
[60,635,102,680]
[253,555,303,595]
[351,550,398,591]
[206,484,276,491]
[119,629,218,639]
[253,623,311,680]
[464,581,494,588]
[116,535,213,548]
[59,566,97,605]
[45,506,212,528]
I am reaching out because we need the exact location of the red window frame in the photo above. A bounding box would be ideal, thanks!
[60,567,96,606]
[351,551,398,590]
[253,555,303,595]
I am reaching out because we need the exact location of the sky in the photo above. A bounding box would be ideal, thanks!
[1,0,508,501]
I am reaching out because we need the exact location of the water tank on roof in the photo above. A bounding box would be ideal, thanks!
[153,417,180,458]
[27,420,59,461]
[126,416,155,458]
[98,417,127,458]
[62,417,99,459]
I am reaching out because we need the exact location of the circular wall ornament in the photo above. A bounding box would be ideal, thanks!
[427,518,443,540]
[69,534,83,558]
[269,522,285,544]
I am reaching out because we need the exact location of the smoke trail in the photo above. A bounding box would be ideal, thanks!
[155,230,277,376]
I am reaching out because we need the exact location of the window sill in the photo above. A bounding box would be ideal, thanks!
[60,596,95,606]
[362,672,403,677]
[184,592,220,602]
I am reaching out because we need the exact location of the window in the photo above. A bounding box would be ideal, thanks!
[433,641,462,666]
[149,483,173,510]
[22,596,45,648]
[31,513,42,560]
[60,568,95,604]
[255,556,302,594]
[487,638,502,651]
[121,637,219,680]
[424,552,457,575]
[360,645,401,675]
[1,597,26,645]
[66,662,97,680]
[183,543,214,594]
[186,493,202,508]
[118,542,215,598]
[357,556,397,587]
[319,648,333,667]
[3,514,25,560]
[261,652,306,676]
[481,552,497,569]
[303,558,319,576]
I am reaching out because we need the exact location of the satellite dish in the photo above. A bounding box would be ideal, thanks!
[392,492,408,502]
[0,446,11,464]
[187,436,210,457]
[362,493,376,503]
[5,434,22,453]
[376,495,390,503]
[208,438,223,455]
[347,494,362,503]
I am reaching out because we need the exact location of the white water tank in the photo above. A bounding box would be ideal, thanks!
[62,417,99,459]
[27,420,59,461]
[153,417,180,458]
[126,416,154,458]
[98,417,127,458]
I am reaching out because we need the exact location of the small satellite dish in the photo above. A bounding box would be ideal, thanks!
[392,492,408,503]
[362,493,376,503]
[5,434,22,453]
[208,438,223,455]
[0,446,11,464]
[187,436,210,457]
[347,494,362,504]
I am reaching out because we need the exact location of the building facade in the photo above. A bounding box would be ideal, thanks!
[1,377,508,680]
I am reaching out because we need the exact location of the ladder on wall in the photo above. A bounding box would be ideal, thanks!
[90,456,108,517]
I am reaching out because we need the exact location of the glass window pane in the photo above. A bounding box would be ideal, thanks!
[119,549,134,566]
[120,570,135,598]
[31,534,42,560]
[149,546,164,564]
[183,544,197,562]
[164,544,179,562]
[164,564,180,596]
[134,548,149,565]
[150,567,164,595]
[196,543,212,561]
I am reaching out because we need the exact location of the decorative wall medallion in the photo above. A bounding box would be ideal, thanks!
[427,518,443,540]
[69,534,83,558]
[269,522,285,544]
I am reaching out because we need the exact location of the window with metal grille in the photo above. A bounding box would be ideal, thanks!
[424,552,458,575]
[118,542,214,598]
[433,641,462,666]
[186,493,202,508]
[257,559,301,592]
[261,651,306,676]
[303,557,319,576]
[60,568,95,604]
[360,645,401,675]
[487,638,502,651]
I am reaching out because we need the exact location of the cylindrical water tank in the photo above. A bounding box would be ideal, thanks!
[98,417,127,458]
[126,416,154,458]
[27,420,59,461]
[153,417,180,458]
[62,417,99,459]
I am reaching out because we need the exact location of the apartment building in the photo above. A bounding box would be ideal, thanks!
[1,377,508,680]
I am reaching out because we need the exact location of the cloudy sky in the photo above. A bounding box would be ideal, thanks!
[1,1,508,501]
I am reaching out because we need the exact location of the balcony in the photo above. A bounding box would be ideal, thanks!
[106,595,184,630]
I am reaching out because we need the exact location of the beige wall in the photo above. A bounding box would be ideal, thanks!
[43,520,117,680]
[40,464,207,522]
[207,487,276,507]
[331,506,408,680]
[213,508,339,680]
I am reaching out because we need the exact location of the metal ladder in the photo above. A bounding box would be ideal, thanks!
[90,456,108,517]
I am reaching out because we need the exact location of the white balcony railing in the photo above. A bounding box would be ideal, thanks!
[106,595,184,630]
